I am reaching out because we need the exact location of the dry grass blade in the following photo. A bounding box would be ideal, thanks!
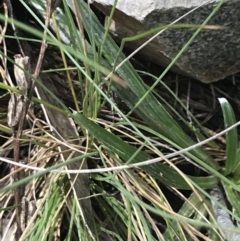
[32,74,95,237]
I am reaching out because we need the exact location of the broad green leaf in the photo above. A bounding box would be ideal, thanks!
[219,98,238,175]
[72,111,218,190]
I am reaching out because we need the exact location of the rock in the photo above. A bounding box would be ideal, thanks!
[91,0,240,83]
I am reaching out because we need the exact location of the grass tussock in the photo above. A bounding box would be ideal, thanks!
[1,0,240,240]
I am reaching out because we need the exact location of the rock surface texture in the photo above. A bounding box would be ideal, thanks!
[92,0,240,83]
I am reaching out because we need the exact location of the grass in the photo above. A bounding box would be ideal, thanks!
[1,0,240,240]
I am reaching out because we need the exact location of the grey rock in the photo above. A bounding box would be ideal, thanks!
[92,0,240,83]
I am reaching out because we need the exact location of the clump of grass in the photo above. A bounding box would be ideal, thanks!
[1,0,240,241]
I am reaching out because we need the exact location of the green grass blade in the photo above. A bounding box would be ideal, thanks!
[72,110,218,189]
[232,148,240,178]
[219,98,238,175]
